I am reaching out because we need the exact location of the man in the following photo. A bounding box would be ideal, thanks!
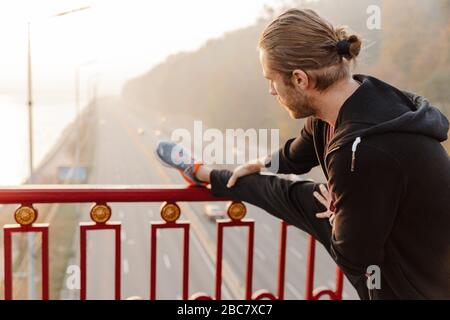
[155,9,450,299]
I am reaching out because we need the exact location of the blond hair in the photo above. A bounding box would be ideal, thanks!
[259,9,362,91]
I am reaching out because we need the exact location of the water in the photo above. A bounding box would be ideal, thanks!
[0,94,77,185]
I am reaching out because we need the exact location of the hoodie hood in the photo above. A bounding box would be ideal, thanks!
[327,75,449,153]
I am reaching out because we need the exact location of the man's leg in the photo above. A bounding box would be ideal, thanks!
[197,166,370,300]
[198,166,332,251]
[155,140,369,299]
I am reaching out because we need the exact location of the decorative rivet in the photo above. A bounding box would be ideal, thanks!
[160,202,181,223]
[14,205,38,226]
[90,203,112,224]
[226,201,246,221]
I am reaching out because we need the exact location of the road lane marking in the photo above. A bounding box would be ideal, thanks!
[262,223,272,234]
[123,259,129,274]
[286,282,303,299]
[190,231,232,299]
[191,232,215,274]
[289,246,303,260]
[163,254,171,269]
[327,280,336,289]
[112,109,238,299]
[255,248,266,261]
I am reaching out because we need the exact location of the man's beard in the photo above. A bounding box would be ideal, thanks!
[279,90,316,119]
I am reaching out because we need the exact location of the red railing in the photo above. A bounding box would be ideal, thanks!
[0,185,343,300]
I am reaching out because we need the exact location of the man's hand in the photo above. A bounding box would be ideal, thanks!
[226,157,267,188]
[313,184,336,225]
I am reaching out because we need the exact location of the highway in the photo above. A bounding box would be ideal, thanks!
[77,97,358,300]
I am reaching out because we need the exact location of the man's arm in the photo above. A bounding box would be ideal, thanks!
[226,117,320,188]
[267,117,319,174]
[328,143,406,276]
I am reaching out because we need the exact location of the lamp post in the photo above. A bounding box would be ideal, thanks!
[26,6,91,300]
[75,60,96,170]
[27,6,91,183]
[87,73,103,114]
[27,22,33,184]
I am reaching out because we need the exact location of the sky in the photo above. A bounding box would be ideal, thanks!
[0,0,291,185]
[0,0,282,99]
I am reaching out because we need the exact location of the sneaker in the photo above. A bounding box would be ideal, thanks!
[155,140,208,187]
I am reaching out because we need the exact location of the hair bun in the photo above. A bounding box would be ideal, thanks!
[336,40,351,56]
[334,27,362,60]
[347,34,362,59]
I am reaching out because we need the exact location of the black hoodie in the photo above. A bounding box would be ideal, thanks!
[272,74,450,299]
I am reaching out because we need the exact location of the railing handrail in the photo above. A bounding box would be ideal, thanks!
[1,185,344,300]
[0,185,233,204]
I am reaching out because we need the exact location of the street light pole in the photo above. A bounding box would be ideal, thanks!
[25,6,91,300]
[75,60,96,169]
[27,6,91,183]
[26,20,37,300]
[75,66,80,168]
[87,73,103,111]
[27,22,33,184]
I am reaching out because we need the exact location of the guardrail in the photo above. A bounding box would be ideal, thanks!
[0,185,343,300]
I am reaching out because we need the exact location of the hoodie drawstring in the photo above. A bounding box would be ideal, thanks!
[351,137,361,172]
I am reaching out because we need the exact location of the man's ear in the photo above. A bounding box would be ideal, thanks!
[291,69,309,90]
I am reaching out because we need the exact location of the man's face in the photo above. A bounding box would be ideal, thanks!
[259,50,316,119]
